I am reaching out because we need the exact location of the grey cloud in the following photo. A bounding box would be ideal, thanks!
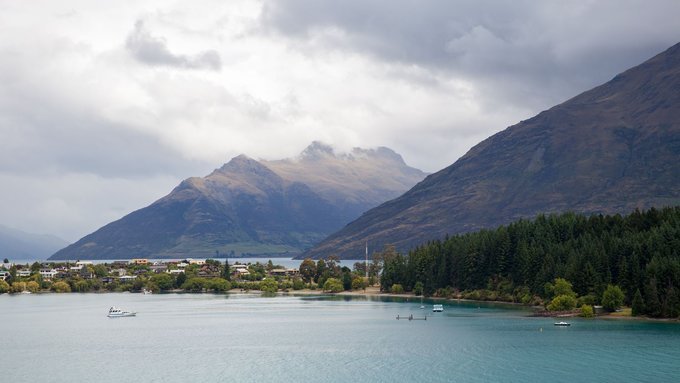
[262,0,680,110]
[126,20,221,71]
[0,82,208,178]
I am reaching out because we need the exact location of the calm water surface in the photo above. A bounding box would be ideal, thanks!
[1,293,679,382]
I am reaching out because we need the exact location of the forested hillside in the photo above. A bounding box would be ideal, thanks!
[380,207,680,318]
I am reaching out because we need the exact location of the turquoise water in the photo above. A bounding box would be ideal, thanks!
[1,293,679,382]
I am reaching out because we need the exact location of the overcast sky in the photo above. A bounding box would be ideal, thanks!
[1,0,679,242]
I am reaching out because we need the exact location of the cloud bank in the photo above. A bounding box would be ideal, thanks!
[0,0,679,241]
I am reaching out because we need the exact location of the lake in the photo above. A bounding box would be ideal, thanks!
[2,293,679,382]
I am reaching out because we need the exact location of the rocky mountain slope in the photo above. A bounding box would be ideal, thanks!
[303,42,680,259]
[49,143,426,260]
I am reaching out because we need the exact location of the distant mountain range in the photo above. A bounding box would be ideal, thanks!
[49,143,426,260]
[0,225,68,260]
[303,42,680,259]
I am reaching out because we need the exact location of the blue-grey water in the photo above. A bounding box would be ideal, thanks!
[2,293,679,382]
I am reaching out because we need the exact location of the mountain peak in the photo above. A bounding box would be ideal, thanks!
[300,141,335,160]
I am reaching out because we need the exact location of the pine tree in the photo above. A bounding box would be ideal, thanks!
[631,288,645,316]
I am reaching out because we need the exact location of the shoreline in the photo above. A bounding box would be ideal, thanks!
[5,287,678,323]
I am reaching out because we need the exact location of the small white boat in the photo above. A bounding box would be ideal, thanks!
[142,288,152,295]
[107,306,136,318]
[432,304,444,312]
[554,321,571,326]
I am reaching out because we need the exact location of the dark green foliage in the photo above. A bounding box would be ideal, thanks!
[381,207,680,317]
[342,271,352,291]
[175,272,187,288]
[601,284,625,312]
[631,289,645,316]
[413,281,424,296]
[260,278,278,293]
[323,278,344,293]
[391,284,404,294]
[151,273,175,291]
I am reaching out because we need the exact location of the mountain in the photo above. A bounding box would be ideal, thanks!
[0,225,68,260]
[49,143,426,260]
[303,42,680,259]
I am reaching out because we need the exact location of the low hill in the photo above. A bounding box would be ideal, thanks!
[0,225,68,260]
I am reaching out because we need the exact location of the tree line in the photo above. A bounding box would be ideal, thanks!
[379,206,680,318]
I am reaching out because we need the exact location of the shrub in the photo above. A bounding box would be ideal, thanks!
[352,277,366,291]
[323,278,344,293]
[181,278,210,292]
[292,278,305,290]
[260,278,279,293]
[547,294,577,311]
[10,281,27,293]
[580,304,594,318]
[208,278,231,292]
[52,281,71,293]
[602,284,625,312]
[391,284,404,294]
[0,280,9,294]
[25,281,40,293]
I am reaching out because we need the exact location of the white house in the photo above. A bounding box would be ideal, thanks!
[0,270,10,280]
[39,269,58,280]
[75,261,93,266]
[16,269,31,278]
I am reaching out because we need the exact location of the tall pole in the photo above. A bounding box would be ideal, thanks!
[365,242,368,279]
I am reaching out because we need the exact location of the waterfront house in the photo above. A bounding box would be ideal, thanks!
[149,264,168,273]
[168,269,184,275]
[233,269,250,278]
[16,269,31,278]
[114,268,127,277]
[119,275,137,283]
[270,268,299,277]
[39,269,58,280]
[75,261,93,266]
[130,259,149,265]
[197,264,220,278]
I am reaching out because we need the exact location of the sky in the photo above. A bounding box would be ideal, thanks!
[1,0,679,243]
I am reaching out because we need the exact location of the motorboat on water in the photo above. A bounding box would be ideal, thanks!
[432,304,444,312]
[107,306,136,318]
[554,321,571,326]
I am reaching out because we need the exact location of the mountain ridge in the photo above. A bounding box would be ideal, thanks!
[49,143,426,260]
[302,42,680,259]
